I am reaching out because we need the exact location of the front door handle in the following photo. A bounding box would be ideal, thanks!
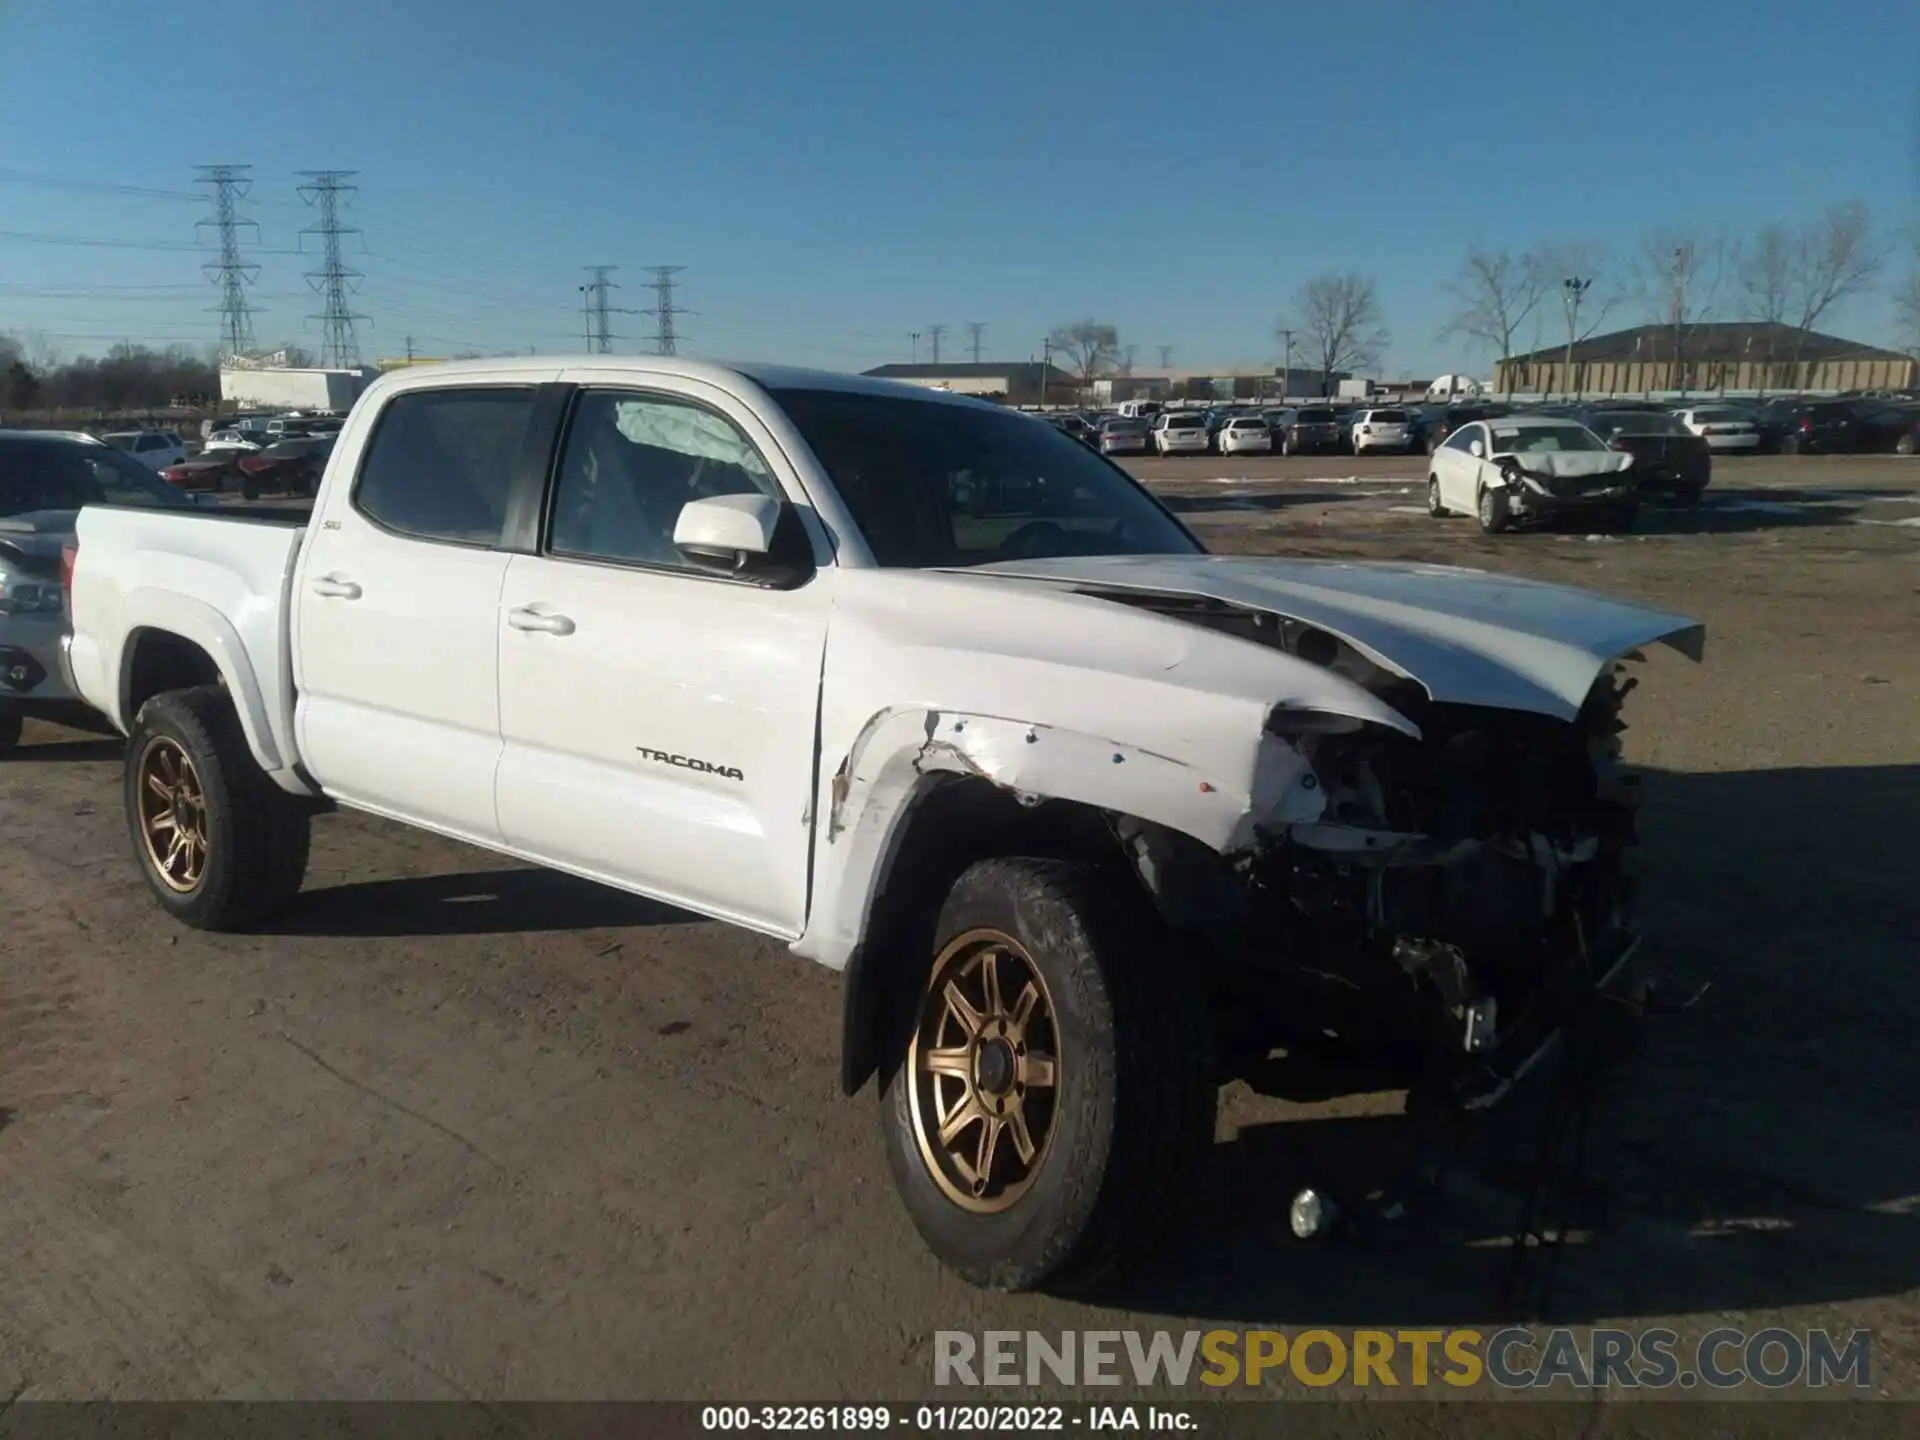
[311,575,362,600]
[507,605,575,636]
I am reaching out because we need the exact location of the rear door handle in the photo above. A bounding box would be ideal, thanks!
[507,606,575,636]
[311,575,361,600]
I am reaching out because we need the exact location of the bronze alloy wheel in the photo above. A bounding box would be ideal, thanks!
[136,736,209,892]
[907,928,1061,1213]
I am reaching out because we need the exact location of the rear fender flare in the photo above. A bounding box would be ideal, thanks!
[113,589,290,784]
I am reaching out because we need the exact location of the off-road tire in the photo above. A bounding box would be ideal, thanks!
[124,685,310,931]
[879,857,1215,1293]
[0,712,22,753]
[1477,483,1512,534]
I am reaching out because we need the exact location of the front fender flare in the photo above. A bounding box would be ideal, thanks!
[798,707,1326,1090]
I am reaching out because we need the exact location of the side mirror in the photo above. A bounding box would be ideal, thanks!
[673,494,815,588]
[1468,440,1485,458]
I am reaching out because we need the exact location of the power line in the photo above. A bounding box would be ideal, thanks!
[646,265,689,356]
[966,322,986,363]
[297,171,369,368]
[926,324,947,364]
[194,165,260,360]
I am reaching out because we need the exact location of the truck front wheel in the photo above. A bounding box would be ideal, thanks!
[879,858,1214,1292]
[124,685,310,931]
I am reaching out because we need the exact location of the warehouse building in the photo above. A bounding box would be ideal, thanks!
[860,362,1074,405]
[1497,322,1917,398]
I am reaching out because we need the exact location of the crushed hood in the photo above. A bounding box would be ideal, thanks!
[955,554,1704,721]
[1492,449,1631,479]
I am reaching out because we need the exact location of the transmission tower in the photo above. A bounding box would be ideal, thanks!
[297,171,369,368]
[966,322,986,363]
[926,324,948,364]
[194,165,259,360]
[578,266,636,353]
[1156,345,1175,370]
[646,266,690,355]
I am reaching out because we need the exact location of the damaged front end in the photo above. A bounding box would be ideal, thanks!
[1130,667,1645,1113]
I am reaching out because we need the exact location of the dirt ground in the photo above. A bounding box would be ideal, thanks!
[1,452,1916,1404]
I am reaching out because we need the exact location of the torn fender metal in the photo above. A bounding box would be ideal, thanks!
[795,706,1328,971]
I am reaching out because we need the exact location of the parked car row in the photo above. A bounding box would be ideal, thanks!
[1041,389,1920,466]
[158,436,336,499]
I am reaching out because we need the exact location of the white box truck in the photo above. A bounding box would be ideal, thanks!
[217,367,366,413]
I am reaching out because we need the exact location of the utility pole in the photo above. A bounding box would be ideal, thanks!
[1156,345,1175,370]
[645,265,689,355]
[194,165,259,361]
[926,324,947,365]
[404,334,416,362]
[297,170,369,368]
[1278,331,1294,399]
[1040,336,1053,408]
[1122,343,1137,375]
[1670,244,1688,399]
[910,331,920,363]
[966,322,986,363]
[1561,277,1591,401]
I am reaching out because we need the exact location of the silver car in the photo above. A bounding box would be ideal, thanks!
[1,431,209,752]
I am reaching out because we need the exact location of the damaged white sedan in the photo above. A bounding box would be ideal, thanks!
[61,360,1702,1294]
[1429,414,1641,533]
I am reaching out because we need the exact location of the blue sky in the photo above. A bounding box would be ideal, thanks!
[2,0,1915,376]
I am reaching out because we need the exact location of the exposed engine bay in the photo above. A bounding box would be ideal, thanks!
[1098,590,1645,1109]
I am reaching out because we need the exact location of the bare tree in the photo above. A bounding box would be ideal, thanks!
[1897,268,1920,359]
[1738,223,1794,328]
[1734,203,1885,377]
[1046,320,1122,391]
[1631,229,1738,390]
[1283,272,1388,394]
[1438,246,1549,362]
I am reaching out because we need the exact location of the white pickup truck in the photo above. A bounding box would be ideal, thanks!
[61,358,1704,1291]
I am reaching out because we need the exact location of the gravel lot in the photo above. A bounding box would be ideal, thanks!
[1,453,1916,1403]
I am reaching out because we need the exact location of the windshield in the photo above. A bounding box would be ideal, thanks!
[1691,409,1746,423]
[1366,410,1409,423]
[1164,414,1203,428]
[1492,425,1608,455]
[770,388,1202,568]
[1297,408,1335,423]
[0,440,191,516]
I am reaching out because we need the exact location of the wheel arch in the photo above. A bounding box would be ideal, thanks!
[112,595,301,792]
[810,706,1281,1096]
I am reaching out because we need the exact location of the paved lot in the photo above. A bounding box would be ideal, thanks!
[1,453,1917,1402]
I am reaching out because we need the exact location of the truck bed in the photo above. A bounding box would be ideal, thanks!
[65,504,309,768]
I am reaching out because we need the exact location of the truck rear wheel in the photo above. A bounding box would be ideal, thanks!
[124,685,310,931]
[878,858,1214,1292]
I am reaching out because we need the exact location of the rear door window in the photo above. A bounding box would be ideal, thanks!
[353,387,538,547]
